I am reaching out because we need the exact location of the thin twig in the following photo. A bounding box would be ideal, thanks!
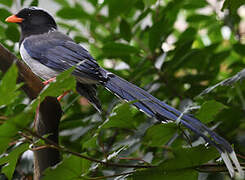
[86,171,134,180]
[119,157,151,165]
[23,127,245,174]
[24,128,155,169]
[0,116,8,120]
[237,154,245,161]
[18,131,33,143]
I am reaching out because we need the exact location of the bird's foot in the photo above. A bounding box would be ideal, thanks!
[57,90,70,101]
[43,77,56,85]
[43,77,70,101]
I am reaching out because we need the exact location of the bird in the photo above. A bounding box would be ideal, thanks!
[5,7,243,177]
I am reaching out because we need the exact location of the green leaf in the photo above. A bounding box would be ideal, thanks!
[183,0,207,9]
[143,0,157,7]
[168,40,194,70]
[101,103,136,129]
[143,123,177,147]
[0,1,13,7]
[43,154,91,180]
[83,136,97,149]
[120,19,131,42]
[30,0,38,6]
[196,100,227,124]
[132,169,197,180]
[222,0,244,14]
[148,0,182,52]
[210,50,230,68]
[21,0,26,5]
[101,42,139,58]
[0,113,32,154]
[74,36,88,43]
[0,64,20,107]
[56,7,89,19]
[87,0,98,6]
[5,25,20,42]
[149,20,166,52]
[0,143,29,180]
[0,9,11,23]
[53,0,70,6]
[233,43,245,56]
[176,27,197,45]
[187,15,210,23]
[108,0,137,18]
[0,26,5,38]
[89,44,102,59]
[133,8,151,25]
[160,145,219,170]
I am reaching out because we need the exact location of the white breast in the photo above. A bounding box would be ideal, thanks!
[20,42,59,80]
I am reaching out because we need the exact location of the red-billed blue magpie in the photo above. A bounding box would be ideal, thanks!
[5,7,243,177]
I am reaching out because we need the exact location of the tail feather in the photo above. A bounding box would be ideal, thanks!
[103,71,243,177]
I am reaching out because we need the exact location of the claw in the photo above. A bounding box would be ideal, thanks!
[57,90,70,101]
[43,77,56,85]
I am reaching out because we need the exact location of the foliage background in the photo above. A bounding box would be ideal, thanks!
[0,0,244,179]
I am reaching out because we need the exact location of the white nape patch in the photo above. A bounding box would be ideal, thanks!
[229,151,244,178]
[20,42,59,80]
[29,7,47,12]
[221,152,234,177]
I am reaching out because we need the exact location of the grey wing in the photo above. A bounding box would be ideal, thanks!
[23,31,106,84]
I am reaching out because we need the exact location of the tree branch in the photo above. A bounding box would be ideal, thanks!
[0,43,62,180]
[0,44,43,99]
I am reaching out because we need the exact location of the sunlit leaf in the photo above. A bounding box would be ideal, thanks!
[0,1,12,7]
[0,112,32,154]
[0,9,11,22]
[120,19,131,42]
[56,7,89,19]
[132,168,197,180]
[107,0,137,18]
[0,64,20,107]
[5,25,20,42]
[143,0,157,7]
[30,0,38,6]
[143,123,177,147]
[43,154,91,180]
[101,103,136,129]
[233,43,245,56]
[196,100,227,123]
[0,143,29,180]
[222,0,244,14]
[160,146,219,170]
[101,42,139,58]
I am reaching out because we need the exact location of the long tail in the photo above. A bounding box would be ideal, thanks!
[102,70,243,177]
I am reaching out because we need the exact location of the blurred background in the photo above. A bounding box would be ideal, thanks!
[0,0,244,179]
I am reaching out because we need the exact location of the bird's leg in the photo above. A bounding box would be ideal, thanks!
[57,90,70,101]
[43,77,56,85]
[43,77,70,101]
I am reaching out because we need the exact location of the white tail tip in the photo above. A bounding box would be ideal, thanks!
[229,151,244,178]
[221,152,235,177]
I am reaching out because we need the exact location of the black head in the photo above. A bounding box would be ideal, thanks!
[6,7,57,43]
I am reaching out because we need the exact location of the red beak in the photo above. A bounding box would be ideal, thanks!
[5,15,23,23]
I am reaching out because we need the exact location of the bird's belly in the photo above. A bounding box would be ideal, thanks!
[20,43,59,80]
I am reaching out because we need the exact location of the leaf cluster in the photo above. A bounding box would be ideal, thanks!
[0,0,244,179]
